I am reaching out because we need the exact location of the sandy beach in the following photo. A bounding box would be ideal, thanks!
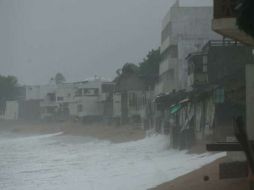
[0,120,146,143]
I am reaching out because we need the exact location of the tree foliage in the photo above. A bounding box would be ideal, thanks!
[237,0,254,38]
[114,48,161,88]
[138,48,160,87]
[54,73,66,85]
[0,75,18,101]
[122,63,139,75]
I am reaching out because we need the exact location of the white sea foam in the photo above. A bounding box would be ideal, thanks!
[0,133,225,190]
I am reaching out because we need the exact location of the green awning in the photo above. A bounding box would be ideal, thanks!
[169,104,182,114]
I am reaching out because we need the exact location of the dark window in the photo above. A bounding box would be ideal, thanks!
[83,89,89,94]
[57,97,64,101]
[75,89,82,97]
[77,104,83,112]
[102,83,114,93]
[194,62,203,73]
[47,93,56,101]
[203,56,208,72]
[214,88,225,103]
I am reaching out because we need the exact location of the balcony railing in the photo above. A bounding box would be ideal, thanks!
[214,0,242,19]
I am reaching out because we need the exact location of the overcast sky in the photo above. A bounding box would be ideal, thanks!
[0,0,212,85]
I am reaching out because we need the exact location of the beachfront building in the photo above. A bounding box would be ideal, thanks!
[156,0,220,95]
[211,0,254,142]
[154,0,222,134]
[3,79,114,121]
[209,0,254,182]
[156,40,254,149]
[113,71,153,127]
[68,80,114,122]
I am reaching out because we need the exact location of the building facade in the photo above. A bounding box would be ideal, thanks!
[156,1,220,95]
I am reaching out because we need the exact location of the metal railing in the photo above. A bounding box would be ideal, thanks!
[202,40,241,51]
[214,0,243,19]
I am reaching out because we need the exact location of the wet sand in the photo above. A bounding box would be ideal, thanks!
[0,120,145,143]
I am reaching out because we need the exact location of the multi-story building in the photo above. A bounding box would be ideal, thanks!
[155,40,254,149]
[186,40,254,141]
[156,0,220,95]
[20,79,114,121]
[68,80,114,121]
[113,72,152,126]
[211,0,254,143]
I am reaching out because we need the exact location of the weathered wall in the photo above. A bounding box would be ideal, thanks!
[246,64,254,140]
[158,3,221,95]
[4,101,19,120]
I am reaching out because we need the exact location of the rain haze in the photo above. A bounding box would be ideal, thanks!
[0,0,211,84]
[1,0,251,189]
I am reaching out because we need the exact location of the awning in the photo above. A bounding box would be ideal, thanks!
[155,90,188,110]
[169,104,182,114]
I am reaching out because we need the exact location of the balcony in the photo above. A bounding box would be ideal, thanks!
[212,0,254,45]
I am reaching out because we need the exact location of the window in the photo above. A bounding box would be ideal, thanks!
[129,92,137,107]
[83,89,89,94]
[203,56,208,72]
[214,88,224,103]
[75,89,82,97]
[94,89,99,95]
[57,97,64,101]
[77,104,83,112]
[83,88,99,96]
[47,93,56,101]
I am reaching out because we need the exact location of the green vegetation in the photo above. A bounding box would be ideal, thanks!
[0,75,18,112]
[237,0,254,38]
[115,48,161,88]
[0,75,18,101]
[54,73,66,85]
[138,48,160,87]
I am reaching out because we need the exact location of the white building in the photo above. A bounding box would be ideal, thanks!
[112,90,152,126]
[113,92,121,118]
[156,0,221,95]
[3,101,19,120]
[25,84,57,101]
[23,79,114,120]
[69,80,105,118]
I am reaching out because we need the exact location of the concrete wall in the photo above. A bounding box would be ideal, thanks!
[113,93,121,118]
[69,96,102,117]
[4,101,19,120]
[55,84,75,104]
[25,84,57,100]
[68,79,109,118]
[246,64,254,140]
[19,100,41,120]
[158,2,221,95]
